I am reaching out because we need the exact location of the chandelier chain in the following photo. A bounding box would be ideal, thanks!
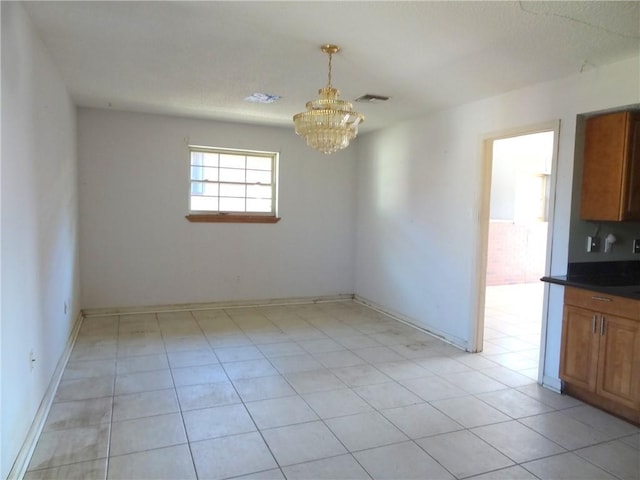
[327,52,333,87]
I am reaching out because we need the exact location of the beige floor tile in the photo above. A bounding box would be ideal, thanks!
[620,432,640,450]
[261,421,346,466]
[417,430,514,478]
[476,388,555,418]
[176,380,240,410]
[44,397,112,431]
[282,454,371,479]
[325,411,408,451]
[224,359,279,379]
[331,364,390,387]
[232,375,297,402]
[284,369,345,394]
[191,431,278,478]
[468,465,538,479]
[399,375,467,402]
[234,469,285,479]
[54,376,114,402]
[183,403,255,441]
[107,444,196,480]
[302,388,373,419]
[415,355,472,375]
[62,359,116,380]
[171,363,227,387]
[354,382,422,410]
[112,388,178,421]
[258,341,306,357]
[114,369,173,395]
[163,334,210,353]
[25,458,107,480]
[430,396,511,428]
[354,441,454,479]
[297,338,344,353]
[336,334,382,349]
[515,383,583,410]
[166,348,218,368]
[29,424,109,470]
[314,350,368,368]
[575,440,640,480]
[374,360,432,381]
[480,366,536,387]
[352,346,405,364]
[561,405,639,439]
[522,452,617,480]
[116,353,169,374]
[214,345,264,363]
[269,353,324,373]
[444,370,508,394]
[381,402,463,439]
[472,420,566,463]
[245,395,318,429]
[69,340,117,362]
[109,413,187,456]
[117,337,165,358]
[519,411,614,450]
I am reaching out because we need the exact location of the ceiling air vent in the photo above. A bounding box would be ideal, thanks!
[355,94,390,103]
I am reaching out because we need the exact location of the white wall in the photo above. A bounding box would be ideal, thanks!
[1,3,79,477]
[78,109,357,309]
[355,56,640,386]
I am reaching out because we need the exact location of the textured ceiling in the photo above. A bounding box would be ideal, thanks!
[23,1,640,132]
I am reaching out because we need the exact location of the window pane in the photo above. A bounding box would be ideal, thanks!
[247,184,272,199]
[219,197,246,212]
[246,198,272,212]
[199,182,219,196]
[219,183,245,198]
[246,170,272,184]
[194,166,217,182]
[191,152,204,166]
[219,168,245,183]
[191,195,218,212]
[201,152,219,167]
[219,154,245,169]
[246,156,272,171]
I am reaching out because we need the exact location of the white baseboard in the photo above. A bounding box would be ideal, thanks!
[354,295,468,351]
[7,312,85,480]
[82,294,355,317]
[542,375,562,393]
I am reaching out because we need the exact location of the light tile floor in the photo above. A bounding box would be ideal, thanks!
[483,283,544,381]
[25,300,639,480]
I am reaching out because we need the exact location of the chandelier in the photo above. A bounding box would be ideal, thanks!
[293,45,364,154]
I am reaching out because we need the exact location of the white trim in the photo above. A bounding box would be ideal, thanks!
[82,294,355,317]
[7,312,85,480]
[473,121,561,375]
[542,375,562,393]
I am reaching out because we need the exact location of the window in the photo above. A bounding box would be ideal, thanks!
[186,146,279,223]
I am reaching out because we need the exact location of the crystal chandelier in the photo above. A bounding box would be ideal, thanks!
[293,45,364,154]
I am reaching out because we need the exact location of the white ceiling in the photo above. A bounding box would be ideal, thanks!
[23,1,640,132]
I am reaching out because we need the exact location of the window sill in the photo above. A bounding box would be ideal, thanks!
[185,214,281,224]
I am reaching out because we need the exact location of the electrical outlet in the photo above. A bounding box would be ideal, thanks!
[29,350,36,371]
[633,238,640,254]
[587,236,598,252]
[64,301,68,315]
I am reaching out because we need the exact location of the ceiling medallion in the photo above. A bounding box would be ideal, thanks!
[293,44,364,154]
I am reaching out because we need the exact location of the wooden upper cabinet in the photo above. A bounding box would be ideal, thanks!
[580,111,640,221]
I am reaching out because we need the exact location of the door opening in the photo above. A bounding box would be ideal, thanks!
[475,123,559,384]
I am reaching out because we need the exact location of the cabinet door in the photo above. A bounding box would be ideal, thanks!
[623,113,640,219]
[596,314,640,409]
[560,305,600,391]
[580,111,630,221]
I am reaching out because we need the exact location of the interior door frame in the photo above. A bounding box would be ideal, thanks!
[473,120,561,382]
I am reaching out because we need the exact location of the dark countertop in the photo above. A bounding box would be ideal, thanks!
[541,274,640,300]
[541,260,640,301]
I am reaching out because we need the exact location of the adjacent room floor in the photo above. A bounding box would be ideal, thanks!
[25,300,638,479]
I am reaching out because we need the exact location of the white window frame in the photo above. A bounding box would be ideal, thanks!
[187,145,279,222]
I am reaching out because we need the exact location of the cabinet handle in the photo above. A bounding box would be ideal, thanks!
[600,317,606,336]
[591,296,612,302]
[592,315,597,333]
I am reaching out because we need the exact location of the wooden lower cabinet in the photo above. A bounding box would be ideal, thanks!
[560,287,640,425]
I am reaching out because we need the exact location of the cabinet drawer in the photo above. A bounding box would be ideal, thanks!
[564,287,639,319]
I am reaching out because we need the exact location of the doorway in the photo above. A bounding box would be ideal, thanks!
[476,124,559,382]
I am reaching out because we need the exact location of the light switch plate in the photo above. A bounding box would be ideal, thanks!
[633,238,640,254]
